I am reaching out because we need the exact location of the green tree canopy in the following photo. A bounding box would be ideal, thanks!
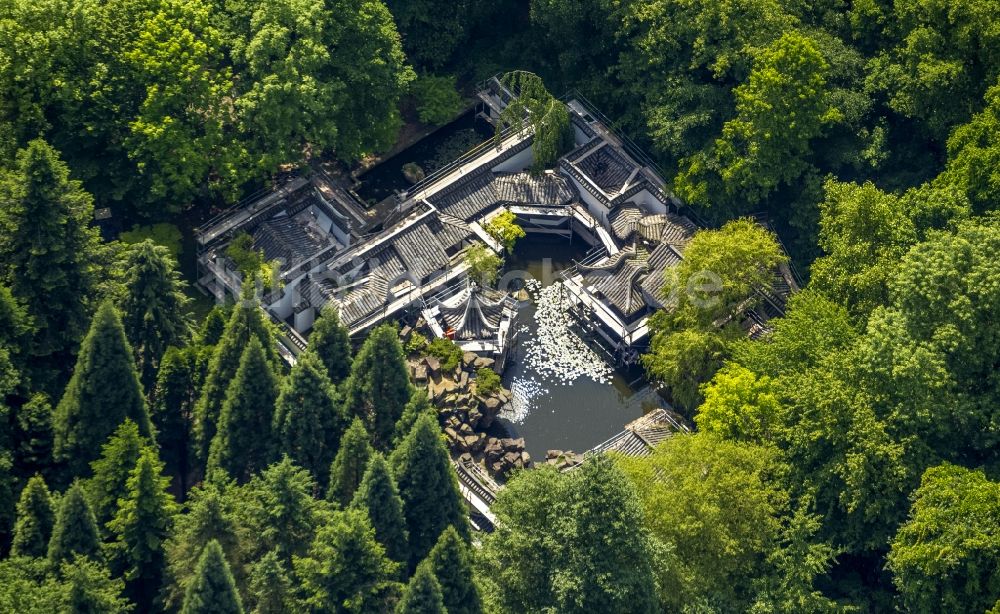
[426,525,482,614]
[481,456,658,613]
[273,351,346,488]
[195,288,277,466]
[208,337,279,483]
[11,475,54,558]
[164,482,245,611]
[293,508,399,613]
[390,414,469,570]
[493,71,573,174]
[106,447,178,611]
[888,463,1000,614]
[0,139,98,375]
[48,482,101,566]
[54,302,151,478]
[342,323,412,451]
[351,453,409,566]
[308,306,352,385]
[151,345,199,497]
[182,540,244,614]
[119,239,190,389]
[397,562,446,614]
[86,419,149,533]
[618,434,798,611]
[328,417,374,508]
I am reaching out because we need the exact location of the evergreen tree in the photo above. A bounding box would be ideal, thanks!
[48,482,101,565]
[107,447,178,612]
[86,419,147,532]
[397,562,446,614]
[426,526,482,614]
[393,390,435,447]
[119,239,190,390]
[195,288,276,464]
[54,302,151,477]
[236,456,325,564]
[151,346,199,497]
[327,417,373,507]
[164,482,243,611]
[11,475,54,557]
[13,393,54,479]
[207,337,278,482]
[351,453,408,566]
[342,323,412,450]
[0,139,98,380]
[390,414,469,570]
[247,550,292,614]
[0,452,14,551]
[182,540,244,614]
[294,509,398,613]
[308,306,352,384]
[198,306,228,346]
[273,351,346,488]
[61,555,131,614]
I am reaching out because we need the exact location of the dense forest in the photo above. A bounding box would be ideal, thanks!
[2,0,1000,612]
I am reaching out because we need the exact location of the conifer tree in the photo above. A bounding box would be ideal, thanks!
[207,338,278,482]
[13,393,54,479]
[87,419,147,532]
[294,509,398,613]
[342,323,412,450]
[120,239,190,390]
[107,447,178,612]
[393,390,435,447]
[426,526,482,614]
[351,453,408,566]
[54,302,151,477]
[0,139,98,378]
[397,563,446,614]
[182,540,244,614]
[199,307,228,347]
[11,475,55,557]
[327,417,373,507]
[273,351,346,487]
[390,414,469,569]
[195,288,276,464]
[48,482,101,565]
[308,306,352,384]
[164,482,244,610]
[61,555,131,614]
[151,346,199,497]
[237,457,324,564]
[247,550,292,614]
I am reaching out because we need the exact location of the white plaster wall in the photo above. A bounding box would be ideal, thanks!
[491,145,534,173]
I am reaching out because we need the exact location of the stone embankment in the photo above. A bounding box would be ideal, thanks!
[406,344,532,480]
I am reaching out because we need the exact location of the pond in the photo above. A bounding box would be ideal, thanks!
[354,111,495,206]
[492,237,659,462]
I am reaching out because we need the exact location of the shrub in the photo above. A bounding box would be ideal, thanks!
[405,332,428,355]
[476,367,500,395]
[426,337,463,372]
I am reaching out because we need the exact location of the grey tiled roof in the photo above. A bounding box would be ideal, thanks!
[432,171,576,221]
[438,285,507,340]
[583,247,650,319]
[574,145,635,194]
[253,217,331,267]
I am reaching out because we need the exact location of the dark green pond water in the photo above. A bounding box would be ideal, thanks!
[494,238,657,461]
[355,111,494,206]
